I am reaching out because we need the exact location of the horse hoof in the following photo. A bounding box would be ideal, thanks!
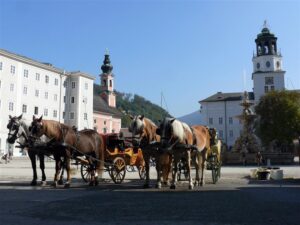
[143,183,150,189]
[89,181,95,187]
[155,183,162,189]
[170,185,176,189]
[64,183,70,188]
[52,182,58,188]
[41,181,47,186]
[200,182,204,186]
[58,179,64,185]
[30,180,37,186]
[189,184,194,190]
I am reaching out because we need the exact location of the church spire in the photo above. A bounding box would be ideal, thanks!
[101,49,113,74]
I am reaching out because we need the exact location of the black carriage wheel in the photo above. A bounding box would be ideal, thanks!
[81,164,91,183]
[111,157,126,184]
[138,165,146,180]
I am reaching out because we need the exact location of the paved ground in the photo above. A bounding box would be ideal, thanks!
[0,157,300,225]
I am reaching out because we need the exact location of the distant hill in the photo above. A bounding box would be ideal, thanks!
[94,84,171,127]
[178,110,203,125]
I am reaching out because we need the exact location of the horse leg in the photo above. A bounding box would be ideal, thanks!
[155,154,162,189]
[194,152,200,186]
[39,154,47,186]
[28,151,38,186]
[58,159,65,185]
[187,150,193,190]
[53,157,62,187]
[200,150,207,186]
[143,152,151,189]
[64,155,71,188]
[170,155,178,189]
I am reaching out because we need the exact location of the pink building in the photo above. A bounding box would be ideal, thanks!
[93,53,122,134]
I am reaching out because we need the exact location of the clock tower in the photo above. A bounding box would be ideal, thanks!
[252,21,285,102]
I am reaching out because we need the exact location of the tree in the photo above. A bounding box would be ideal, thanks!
[255,90,300,147]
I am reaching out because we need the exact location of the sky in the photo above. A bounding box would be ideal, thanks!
[0,0,299,117]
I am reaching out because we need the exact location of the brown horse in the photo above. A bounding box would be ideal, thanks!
[30,116,104,187]
[157,117,210,189]
[129,115,172,188]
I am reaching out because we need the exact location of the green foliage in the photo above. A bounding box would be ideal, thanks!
[116,92,171,127]
[255,90,300,146]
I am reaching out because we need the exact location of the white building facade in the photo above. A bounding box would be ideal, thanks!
[0,49,94,156]
[199,23,285,148]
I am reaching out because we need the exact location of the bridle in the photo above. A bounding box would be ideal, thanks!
[7,120,28,143]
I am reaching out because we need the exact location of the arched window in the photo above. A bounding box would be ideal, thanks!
[258,45,262,55]
[103,79,107,86]
[264,45,269,54]
[109,80,112,87]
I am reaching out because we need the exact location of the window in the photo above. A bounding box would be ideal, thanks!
[103,79,107,87]
[229,117,233,124]
[35,90,39,97]
[54,78,58,86]
[54,94,57,101]
[229,130,233,138]
[209,118,213,125]
[63,111,65,119]
[109,80,112,87]
[24,69,28,78]
[219,117,223,125]
[45,75,49,83]
[270,86,275,91]
[63,96,66,103]
[264,86,269,93]
[11,65,15,74]
[45,92,48,99]
[22,104,27,113]
[53,110,57,118]
[72,82,76,89]
[10,84,14,92]
[23,86,27,95]
[85,83,88,90]
[219,130,223,139]
[63,81,67,87]
[265,77,274,85]
[94,119,96,123]
[0,62,2,70]
[9,102,14,111]
[70,112,75,120]
[44,108,48,116]
[84,113,87,120]
[104,120,106,125]
[71,96,75,103]
[112,129,115,133]
[103,128,107,134]
[34,107,39,115]
[36,73,40,81]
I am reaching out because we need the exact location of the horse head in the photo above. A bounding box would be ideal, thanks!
[7,114,26,144]
[128,115,145,146]
[208,128,218,146]
[156,117,177,148]
[29,115,44,139]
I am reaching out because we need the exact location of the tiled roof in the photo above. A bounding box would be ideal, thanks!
[199,92,254,103]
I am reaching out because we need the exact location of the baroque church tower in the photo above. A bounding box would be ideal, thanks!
[252,21,285,102]
[100,51,116,107]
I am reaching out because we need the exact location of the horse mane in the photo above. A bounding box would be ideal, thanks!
[171,119,192,143]
[43,120,73,141]
[143,117,158,142]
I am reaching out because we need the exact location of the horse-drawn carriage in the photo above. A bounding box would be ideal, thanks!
[80,133,145,184]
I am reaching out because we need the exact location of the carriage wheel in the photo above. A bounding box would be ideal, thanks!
[110,157,126,184]
[81,164,91,183]
[138,165,146,180]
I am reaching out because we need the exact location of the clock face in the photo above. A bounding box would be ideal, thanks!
[256,63,260,69]
[266,61,271,68]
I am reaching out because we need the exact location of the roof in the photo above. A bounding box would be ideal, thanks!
[199,92,254,103]
[0,48,65,74]
[93,83,122,118]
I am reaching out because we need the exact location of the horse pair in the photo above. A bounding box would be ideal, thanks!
[7,115,104,187]
[129,115,211,189]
